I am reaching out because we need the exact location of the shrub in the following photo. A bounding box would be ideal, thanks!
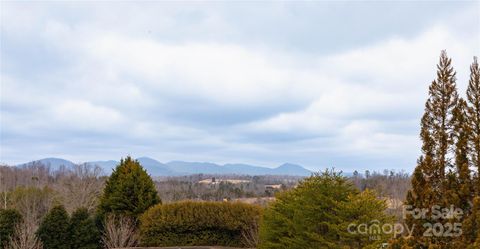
[140,201,262,247]
[258,170,393,249]
[37,205,70,249]
[0,209,23,248]
[70,208,101,249]
[97,156,160,220]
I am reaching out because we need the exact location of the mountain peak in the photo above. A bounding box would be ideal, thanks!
[274,163,312,176]
[277,163,303,169]
[136,156,160,162]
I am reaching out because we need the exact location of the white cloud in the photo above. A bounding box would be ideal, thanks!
[242,26,474,124]
[1,2,478,170]
[79,35,309,106]
[321,26,478,90]
[51,100,124,131]
[235,25,476,162]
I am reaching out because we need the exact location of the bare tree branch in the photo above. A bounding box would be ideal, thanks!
[101,215,138,249]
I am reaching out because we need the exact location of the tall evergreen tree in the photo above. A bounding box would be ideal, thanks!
[428,50,459,189]
[97,156,160,220]
[466,56,480,194]
[405,51,459,247]
[37,205,71,249]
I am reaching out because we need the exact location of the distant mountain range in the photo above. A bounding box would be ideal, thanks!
[16,157,313,176]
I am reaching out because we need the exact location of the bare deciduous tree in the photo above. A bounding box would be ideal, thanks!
[101,215,138,249]
[6,219,43,249]
[9,187,55,225]
[55,164,104,213]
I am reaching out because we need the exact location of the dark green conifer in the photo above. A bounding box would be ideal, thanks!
[69,208,100,249]
[0,209,22,248]
[97,156,160,220]
[37,205,70,249]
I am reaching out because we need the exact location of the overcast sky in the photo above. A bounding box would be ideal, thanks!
[1,1,479,172]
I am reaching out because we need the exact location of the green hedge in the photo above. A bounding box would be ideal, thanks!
[140,201,262,247]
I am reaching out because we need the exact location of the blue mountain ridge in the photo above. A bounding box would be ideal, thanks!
[17,157,75,171]
[16,157,314,176]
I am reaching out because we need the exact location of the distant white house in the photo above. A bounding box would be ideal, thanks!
[198,177,250,185]
[265,184,282,190]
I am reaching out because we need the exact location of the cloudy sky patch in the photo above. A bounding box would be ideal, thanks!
[1,1,479,172]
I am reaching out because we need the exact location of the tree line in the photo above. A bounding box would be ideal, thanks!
[0,156,159,249]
